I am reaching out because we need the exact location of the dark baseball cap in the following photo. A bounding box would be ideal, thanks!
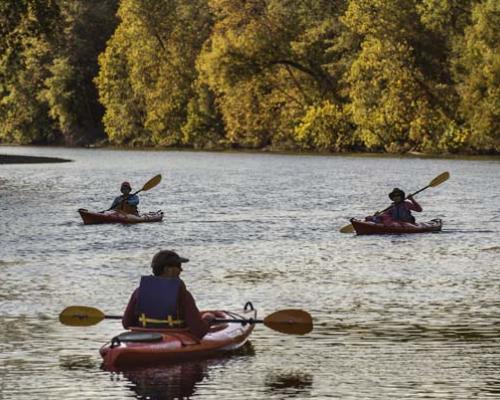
[151,250,189,270]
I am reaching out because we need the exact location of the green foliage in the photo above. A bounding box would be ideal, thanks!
[197,0,350,149]
[95,27,147,145]
[295,101,353,151]
[182,82,225,149]
[0,36,56,143]
[0,1,60,143]
[42,57,76,137]
[436,121,470,153]
[42,0,118,145]
[0,0,499,153]
[0,0,117,145]
[96,0,213,146]
[343,0,456,152]
[453,0,500,151]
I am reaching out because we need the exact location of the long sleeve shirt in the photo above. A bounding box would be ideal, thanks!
[110,194,139,210]
[122,280,209,339]
[381,199,422,223]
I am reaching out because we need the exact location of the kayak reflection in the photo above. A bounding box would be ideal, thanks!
[264,370,313,398]
[122,362,206,400]
[119,343,255,399]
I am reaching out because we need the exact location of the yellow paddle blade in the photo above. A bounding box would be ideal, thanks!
[429,171,449,187]
[142,174,162,192]
[59,306,105,326]
[263,309,313,335]
[339,224,355,234]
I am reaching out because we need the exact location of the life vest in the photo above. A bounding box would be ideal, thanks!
[136,276,185,329]
[119,202,138,215]
[113,194,139,215]
[116,197,138,215]
[389,202,415,223]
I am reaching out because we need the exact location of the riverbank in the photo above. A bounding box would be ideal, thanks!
[2,144,500,162]
[0,154,72,164]
[88,145,500,161]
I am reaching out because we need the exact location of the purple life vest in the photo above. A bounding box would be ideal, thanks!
[136,276,185,328]
[389,202,415,223]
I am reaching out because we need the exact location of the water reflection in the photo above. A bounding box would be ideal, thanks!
[59,355,97,371]
[109,343,254,399]
[264,369,313,398]
[121,362,207,400]
[313,320,500,342]
[2,147,500,399]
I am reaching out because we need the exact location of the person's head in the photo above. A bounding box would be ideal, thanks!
[389,188,405,203]
[151,250,189,277]
[121,181,131,195]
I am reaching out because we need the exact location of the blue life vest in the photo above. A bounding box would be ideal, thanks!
[389,202,415,223]
[136,276,185,328]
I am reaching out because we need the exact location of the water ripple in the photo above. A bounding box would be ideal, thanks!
[1,147,500,399]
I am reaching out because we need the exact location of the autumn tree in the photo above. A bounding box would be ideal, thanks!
[96,0,213,146]
[453,0,500,152]
[0,0,60,143]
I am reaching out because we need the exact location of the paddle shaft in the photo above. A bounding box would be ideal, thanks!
[74,315,260,324]
[212,318,263,325]
[103,315,122,320]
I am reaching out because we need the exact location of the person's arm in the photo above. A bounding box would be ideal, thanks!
[110,195,122,210]
[127,194,139,206]
[181,286,209,339]
[122,288,139,329]
[406,196,422,212]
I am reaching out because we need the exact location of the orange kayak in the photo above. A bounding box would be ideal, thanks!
[351,218,442,235]
[99,307,256,370]
[78,208,163,225]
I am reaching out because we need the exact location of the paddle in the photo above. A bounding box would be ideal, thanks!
[339,171,450,234]
[106,174,162,212]
[133,174,162,196]
[59,306,313,335]
[59,306,121,326]
[213,309,313,335]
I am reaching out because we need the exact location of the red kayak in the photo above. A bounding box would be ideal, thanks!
[78,208,163,225]
[351,218,442,235]
[99,306,256,370]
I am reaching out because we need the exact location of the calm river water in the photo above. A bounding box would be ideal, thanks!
[1,146,500,399]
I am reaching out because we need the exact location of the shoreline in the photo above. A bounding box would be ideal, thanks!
[0,154,72,164]
[1,144,500,162]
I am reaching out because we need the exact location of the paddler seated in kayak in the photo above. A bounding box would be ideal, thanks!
[122,250,213,339]
[110,181,139,215]
[366,188,422,224]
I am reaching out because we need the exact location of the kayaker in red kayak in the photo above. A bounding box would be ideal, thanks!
[122,250,213,339]
[110,181,140,215]
[366,188,422,224]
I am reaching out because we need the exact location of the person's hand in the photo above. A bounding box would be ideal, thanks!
[407,195,414,201]
[202,312,216,324]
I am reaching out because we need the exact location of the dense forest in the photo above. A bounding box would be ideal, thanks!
[0,0,498,153]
